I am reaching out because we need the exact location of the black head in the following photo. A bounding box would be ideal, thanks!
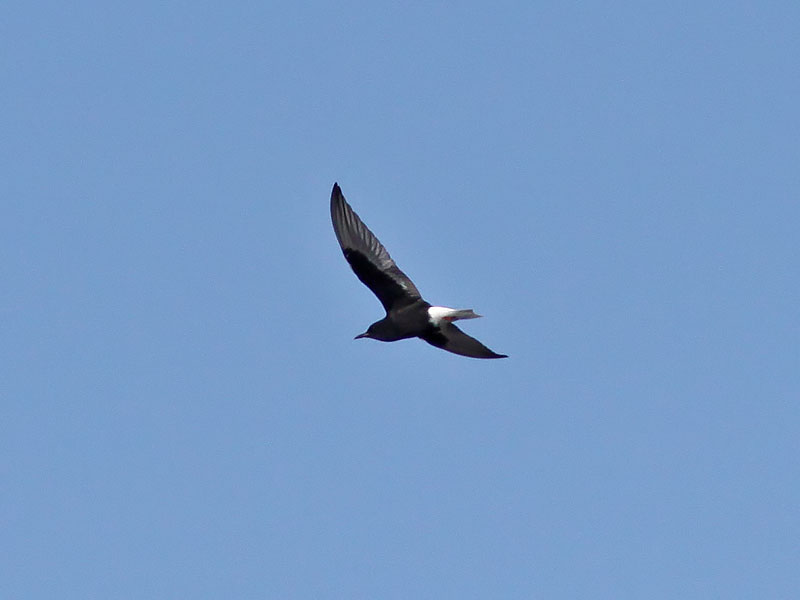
[354,321,381,340]
[353,319,403,342]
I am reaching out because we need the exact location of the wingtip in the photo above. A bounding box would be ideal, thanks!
[330,183,342,212]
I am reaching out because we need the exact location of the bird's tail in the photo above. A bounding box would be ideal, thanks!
[428,306,483,324]
[449,309,482,320]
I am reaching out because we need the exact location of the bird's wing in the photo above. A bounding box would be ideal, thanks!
[420,322,508,359]
[330,183,422,312]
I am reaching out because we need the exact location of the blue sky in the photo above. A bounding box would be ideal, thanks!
[3,2,799,598]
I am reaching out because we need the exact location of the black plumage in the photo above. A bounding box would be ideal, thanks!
[330,183,507,359]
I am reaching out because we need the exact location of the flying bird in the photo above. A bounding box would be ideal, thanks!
[330,183,507,359]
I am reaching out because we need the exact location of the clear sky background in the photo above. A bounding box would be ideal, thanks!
[3,2,799,598]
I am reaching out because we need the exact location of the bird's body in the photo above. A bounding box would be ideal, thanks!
[358,299,432,342]
[330,183,507,359]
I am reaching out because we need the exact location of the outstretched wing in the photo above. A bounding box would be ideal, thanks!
[420,322,508,359]
[330,183,422,312]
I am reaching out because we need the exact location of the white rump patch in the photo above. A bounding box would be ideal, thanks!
[427,306,482,326]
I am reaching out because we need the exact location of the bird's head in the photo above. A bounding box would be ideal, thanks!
[354,324,375,340]
[354,319,402,342]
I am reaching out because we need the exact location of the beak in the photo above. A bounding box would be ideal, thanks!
[354,332,369,340]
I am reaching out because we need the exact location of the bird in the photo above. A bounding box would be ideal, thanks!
[330,182,507,359]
